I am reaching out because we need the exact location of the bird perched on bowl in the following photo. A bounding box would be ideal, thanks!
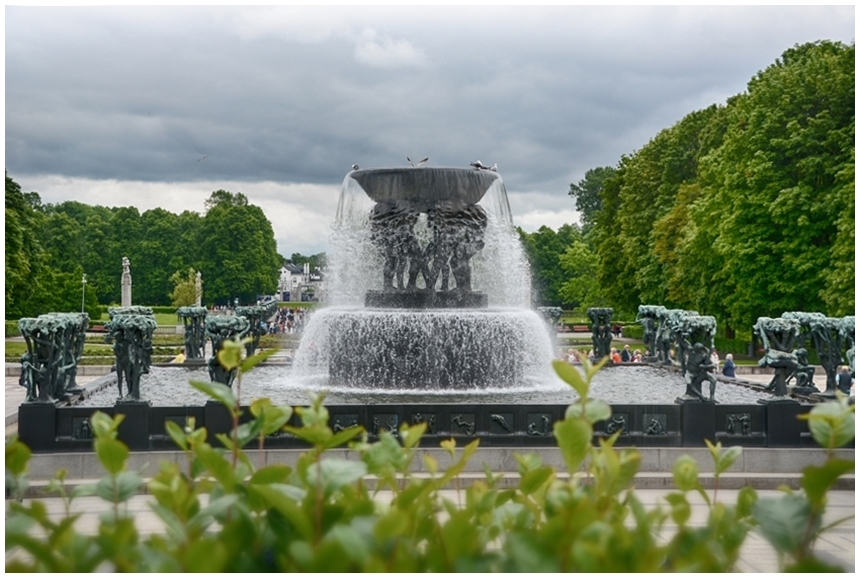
[489,163,498,172]
[470,160,487,170]
[351,164,360,171]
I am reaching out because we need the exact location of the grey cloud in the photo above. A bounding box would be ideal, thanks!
[6,5,854,230]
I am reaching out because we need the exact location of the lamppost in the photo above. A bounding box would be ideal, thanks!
[81,274,87,313]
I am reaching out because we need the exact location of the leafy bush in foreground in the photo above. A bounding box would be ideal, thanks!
[5,344,855,572]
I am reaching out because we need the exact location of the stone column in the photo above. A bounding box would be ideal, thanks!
[121,256,132,307]
[195,271,202,307]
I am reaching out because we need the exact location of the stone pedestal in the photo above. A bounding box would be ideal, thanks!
[204,400,233,446]
[115,401,151,450]
[679,401,716,447]
[18,402,57,452]
[765,402,804,447]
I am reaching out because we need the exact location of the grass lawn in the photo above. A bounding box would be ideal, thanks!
[98,312,178,326]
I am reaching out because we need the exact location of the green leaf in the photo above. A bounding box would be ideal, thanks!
[800,458,855,509]
[217,338,245,371]
[783,557,847,573]
[5,436,31,476]
[553,416,591,473]
[251,484,313,540]
[195,446,236,490]
[183,537,228,572]
[399,421,427,450]
[306,457,368,497]
[564,399,612,425]
[520,466,554,495]
[240,346,280,373]
[736,486,758,518]
[283,424,333,446]
[323,425,364,449]
[91,411,123,438]
[753,494,818,555]
[801,400,855,450]
[190,380,236,411]
[665,492,691,525]
[94,438,129,475]
[165,420,188,451]
[249,464,292,485]
[672,455,700,492]
[95,471,142,503]
[552,359,588,398]
[716,445,742,476]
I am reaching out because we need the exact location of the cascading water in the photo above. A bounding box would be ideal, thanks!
[292,166,555,390]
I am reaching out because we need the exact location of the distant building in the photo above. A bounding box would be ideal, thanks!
[278,262,325,302]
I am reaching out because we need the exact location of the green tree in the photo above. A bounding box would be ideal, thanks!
[5,173,48,319]
[518,224,582,306]
[568,166,616,236]
[170,268,199,307]
[289,252,327,271]
[197,190,280,304]
[693,40,854,327]
[558,238,604,308]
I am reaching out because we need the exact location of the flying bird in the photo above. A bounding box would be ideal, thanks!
[408,157,429,167]
[196,155,207,162]
[352,164,360,171]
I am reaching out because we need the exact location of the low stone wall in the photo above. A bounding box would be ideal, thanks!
[17,396,848,454]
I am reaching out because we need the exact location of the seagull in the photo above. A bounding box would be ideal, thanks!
[352,164,360,171]
[408,157,429,167]
[489,163,498,172]
[470,160,486,170]
[197,155,207,162]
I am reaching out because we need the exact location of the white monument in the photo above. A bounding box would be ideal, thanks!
[195,270,202,307]
[121,256,132,307]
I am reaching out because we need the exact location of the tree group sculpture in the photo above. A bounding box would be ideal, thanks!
[780,312,824,395]
[106,307,156,402]
[177,306,207,360]
[205,315,249,387]
[586,307,613,360]
[753,317,801,403]
[236,300,278,357]
[636,305,663,359]
[18,312,89,403]
[673,315,717,403]
[838,316,855,376]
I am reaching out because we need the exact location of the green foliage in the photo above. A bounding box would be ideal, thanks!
[568,166,616,236]
[580,41,853,326]
[6,357,854,572]
[518,224,585,306]
[4,178,282,310]
[170,268,199,307]
[6,320,21,337]
[621,324,644,339]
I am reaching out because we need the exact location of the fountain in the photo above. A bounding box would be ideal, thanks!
[292,166,554,391]
[17,165,852,452]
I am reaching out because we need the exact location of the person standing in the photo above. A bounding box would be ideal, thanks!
[837,366,854,395]
[722,353,736,378]
[710,349,720,374]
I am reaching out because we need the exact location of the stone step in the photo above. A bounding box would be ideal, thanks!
[11,470,854,500]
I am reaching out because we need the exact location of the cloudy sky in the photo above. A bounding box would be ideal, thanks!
[6,5,854,256]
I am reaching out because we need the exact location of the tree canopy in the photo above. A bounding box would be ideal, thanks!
[4,180,282,317]
[573,40,854,328]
